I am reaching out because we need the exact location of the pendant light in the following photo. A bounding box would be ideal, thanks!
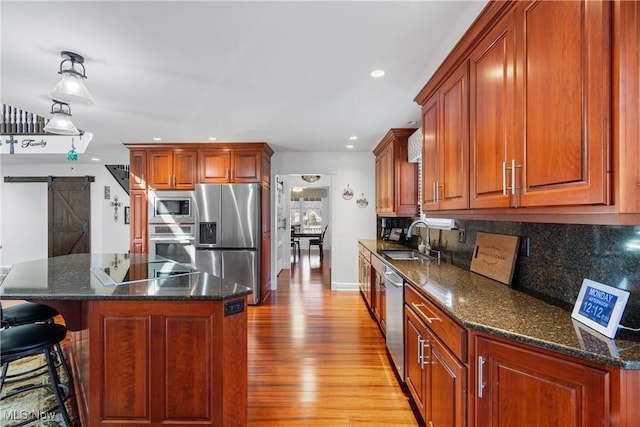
[50,51,95,106]
[43,101,80,135]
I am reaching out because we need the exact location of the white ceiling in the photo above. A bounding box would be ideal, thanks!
[1,0,487,165]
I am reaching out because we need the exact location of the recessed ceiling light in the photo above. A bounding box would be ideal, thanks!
[152,137,162,141]
[349,136,358,140]
[91,157,100,161]
[208,137,217,141]
[407,120,418,125]
[346,144,354,149]
[370,69,385,78]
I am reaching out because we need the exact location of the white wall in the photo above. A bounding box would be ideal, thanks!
[0,162,130,270]
[272,151,377,290]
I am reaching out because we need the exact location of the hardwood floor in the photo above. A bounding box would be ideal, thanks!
[247,250,419,426]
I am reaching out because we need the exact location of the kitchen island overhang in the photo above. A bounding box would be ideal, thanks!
[0,253,251,427]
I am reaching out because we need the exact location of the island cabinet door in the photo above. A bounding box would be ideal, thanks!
[86,299,247,427]
[474,335,610,427]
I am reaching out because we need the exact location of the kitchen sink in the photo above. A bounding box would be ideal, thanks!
[382,250,433,261]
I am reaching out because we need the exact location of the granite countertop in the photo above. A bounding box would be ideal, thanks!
[360,239,640,370]
[0,253,251,301]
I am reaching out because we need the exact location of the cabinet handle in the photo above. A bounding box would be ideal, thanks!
[510,159,516,196]
[411,302,440,324]
[418,337,426,369]
[433,182,437,203]
[422,342,430,368]
[502,161,507,195]
[477,356,486,398]
[511,159,522,208]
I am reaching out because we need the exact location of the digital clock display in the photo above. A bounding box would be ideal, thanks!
[577,285,617,327]
[571,279,629,339]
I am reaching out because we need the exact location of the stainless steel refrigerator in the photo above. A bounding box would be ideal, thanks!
[193,183,261,304]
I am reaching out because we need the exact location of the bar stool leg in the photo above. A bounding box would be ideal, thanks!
[45,348,72,426]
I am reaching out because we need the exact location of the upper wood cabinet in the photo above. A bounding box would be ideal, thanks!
[616,0,640,213]
[147,149,197,190]
[129,150,147,190]
[199,148,268,184]
[513,0,610,207]
[198,150,230,183]
[471,0,611,209]
[421,63,469,211]
[416,0,640,220]
[469,11,516,209]
[373,128,419,216]
[125,143,273,188]
[232,150,262,183]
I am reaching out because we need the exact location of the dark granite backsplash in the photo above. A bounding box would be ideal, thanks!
[378,218,640,327]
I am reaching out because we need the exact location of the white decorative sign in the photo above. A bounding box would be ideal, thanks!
[0,132,93,155]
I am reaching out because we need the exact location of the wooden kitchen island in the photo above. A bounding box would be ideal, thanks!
[0,253,251,427]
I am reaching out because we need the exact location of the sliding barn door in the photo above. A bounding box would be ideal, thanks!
[48,177,92,257]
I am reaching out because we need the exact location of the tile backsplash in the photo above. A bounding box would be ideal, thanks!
[380,218,640,327]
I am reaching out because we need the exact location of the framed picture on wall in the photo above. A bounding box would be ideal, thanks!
[124,206,130,224]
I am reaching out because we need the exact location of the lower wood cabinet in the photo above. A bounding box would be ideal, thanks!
[80,299,248,427]
[370,255,387,334]
[405,287,467,427]
[474,335,609,427]
[358,244,372,309]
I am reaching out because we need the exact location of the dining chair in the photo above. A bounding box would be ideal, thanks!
[309,225,328,259]
[291,227,301,259]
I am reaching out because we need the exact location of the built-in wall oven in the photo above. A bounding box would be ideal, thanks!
[148,223,196,265]
[148,191,194,224]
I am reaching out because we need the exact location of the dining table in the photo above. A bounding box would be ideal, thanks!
[291,231,322,239]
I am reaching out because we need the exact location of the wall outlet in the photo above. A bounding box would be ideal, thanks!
[458,229,466,244]
[519,236,530,256]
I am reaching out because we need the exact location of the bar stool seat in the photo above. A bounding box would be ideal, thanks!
[2,302,59,327]
[1,302,71,383]
[0,323,73,426]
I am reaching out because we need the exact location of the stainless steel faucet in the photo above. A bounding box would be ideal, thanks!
[406,218,431,251]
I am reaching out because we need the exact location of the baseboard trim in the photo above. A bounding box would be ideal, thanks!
[331,281,360,291]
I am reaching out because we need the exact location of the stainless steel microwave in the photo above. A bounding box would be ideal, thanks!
[148,191,194,224]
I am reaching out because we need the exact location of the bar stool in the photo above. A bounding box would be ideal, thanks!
[1,302,71,381]
[2,302,59,327]
[0,322,73,426]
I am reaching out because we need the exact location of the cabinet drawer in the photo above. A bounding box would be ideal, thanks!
[358,244,371,262]
[405,284,467,362]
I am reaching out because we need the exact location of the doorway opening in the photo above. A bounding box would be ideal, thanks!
[273,174,331,287]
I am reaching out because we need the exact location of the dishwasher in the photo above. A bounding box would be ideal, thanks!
[373,256,405,382]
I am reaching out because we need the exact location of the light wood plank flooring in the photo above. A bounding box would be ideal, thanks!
[247,250,419,426]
